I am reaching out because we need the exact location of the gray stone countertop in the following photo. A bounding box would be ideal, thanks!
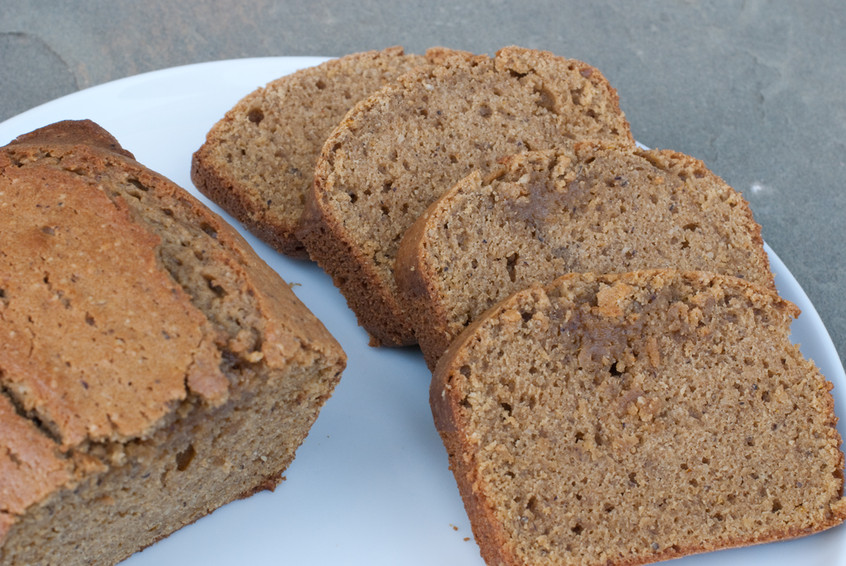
[2,1,844,368]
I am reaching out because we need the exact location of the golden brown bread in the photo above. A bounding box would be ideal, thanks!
[191,47,426,258]
[431,269,845,566]
[298,46,634,347]
[0,120,346,565]
[396,143,774,368]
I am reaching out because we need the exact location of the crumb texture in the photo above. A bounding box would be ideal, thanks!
[299,46,633,346]
[397,144,773,367]
[192,47,426,257]
[432,270,845,566]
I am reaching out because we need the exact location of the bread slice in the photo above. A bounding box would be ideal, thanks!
[396,144,774,368]
[0,120,346,565]
[191,47,426,258]
[431,269,846,566]
[298,46,633,346]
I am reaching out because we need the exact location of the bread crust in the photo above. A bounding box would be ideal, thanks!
[394,173,476,357]
[301,150,416,346]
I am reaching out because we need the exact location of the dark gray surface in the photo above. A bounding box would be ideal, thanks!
[2,1,844,365]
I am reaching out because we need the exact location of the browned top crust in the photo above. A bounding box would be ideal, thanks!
[1,155,227,448]
[298,46,633,347]
[191,47,427,258]
[9,119,134,159]
[0,120,345,543]
[431,269,845,566]
[396,143,774,367]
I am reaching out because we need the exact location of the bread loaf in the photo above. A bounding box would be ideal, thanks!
[0,120,346,565]
[192,47,426,257]
[396,144,774,368]
[431,269,845,566]
[298,46,633,347]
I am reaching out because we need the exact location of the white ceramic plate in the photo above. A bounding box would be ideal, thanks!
[1,57,844,566]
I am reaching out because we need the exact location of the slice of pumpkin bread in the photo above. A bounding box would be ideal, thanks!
[192,47,426,257]
[298,46,633,346]
[0,120,346,565]
[396,144,774,368]
[431,269,845,566]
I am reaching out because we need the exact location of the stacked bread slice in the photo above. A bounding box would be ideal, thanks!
[193,46,845,566]
[195,45,634,345]
[297,46,633,346]
[192,47,426,257]
[395,143,775,368]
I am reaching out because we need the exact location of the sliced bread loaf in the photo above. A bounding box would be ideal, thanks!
[191,47,426,257]
[431,269,845,566]
[0,120,346,565]
[298,46,633,346]
[396,143,774,368]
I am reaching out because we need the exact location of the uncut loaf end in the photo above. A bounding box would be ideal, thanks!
[0,120,346,566]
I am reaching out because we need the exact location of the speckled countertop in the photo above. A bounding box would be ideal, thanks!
[2,0,844,364]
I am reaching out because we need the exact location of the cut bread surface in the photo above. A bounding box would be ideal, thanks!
[192,47,426,257]
[396,144,774,368]
[298,46,633,346]
[431,270,845,566]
